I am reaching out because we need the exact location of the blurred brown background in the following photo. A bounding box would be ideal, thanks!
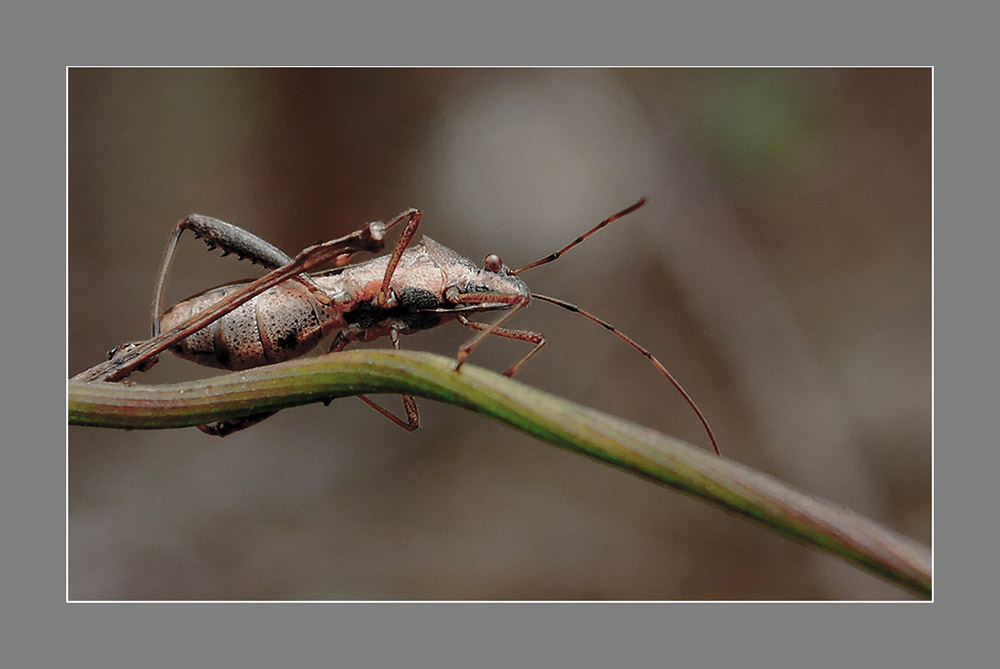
[68,68,931,600]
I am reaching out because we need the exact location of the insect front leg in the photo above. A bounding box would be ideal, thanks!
[456,314,546,378]
[448,294,531,372]
[329,328,420,431]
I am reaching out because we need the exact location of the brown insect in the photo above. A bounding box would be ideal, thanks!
[80,199,720,454]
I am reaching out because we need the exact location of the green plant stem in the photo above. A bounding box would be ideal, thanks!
[69,349,931,598]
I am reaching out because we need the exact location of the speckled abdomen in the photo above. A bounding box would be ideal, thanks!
[158,281,336,370]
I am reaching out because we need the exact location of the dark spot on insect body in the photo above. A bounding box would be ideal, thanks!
[344,289,444,332]
[400,311,442,330]
[277,331,299,350]
[397,287,443,311]
[344,299,384,329]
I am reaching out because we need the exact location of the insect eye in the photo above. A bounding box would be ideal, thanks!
[484,253,503,272]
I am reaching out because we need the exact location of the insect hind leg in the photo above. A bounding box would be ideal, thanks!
[152,215,296,337]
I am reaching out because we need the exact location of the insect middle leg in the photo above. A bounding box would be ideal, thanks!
[316,207,427,430]
[330,328,420,431]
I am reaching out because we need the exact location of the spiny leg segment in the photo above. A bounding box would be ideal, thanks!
[75,219,390,383]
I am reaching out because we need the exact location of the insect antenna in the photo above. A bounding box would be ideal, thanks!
[531,293,721,456]
[512,197,647,275]
[509,197,719,456]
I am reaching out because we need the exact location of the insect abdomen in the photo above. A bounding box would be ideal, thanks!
[159,281,333,370]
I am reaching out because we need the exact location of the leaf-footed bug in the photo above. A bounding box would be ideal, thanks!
[78,199,720,454]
